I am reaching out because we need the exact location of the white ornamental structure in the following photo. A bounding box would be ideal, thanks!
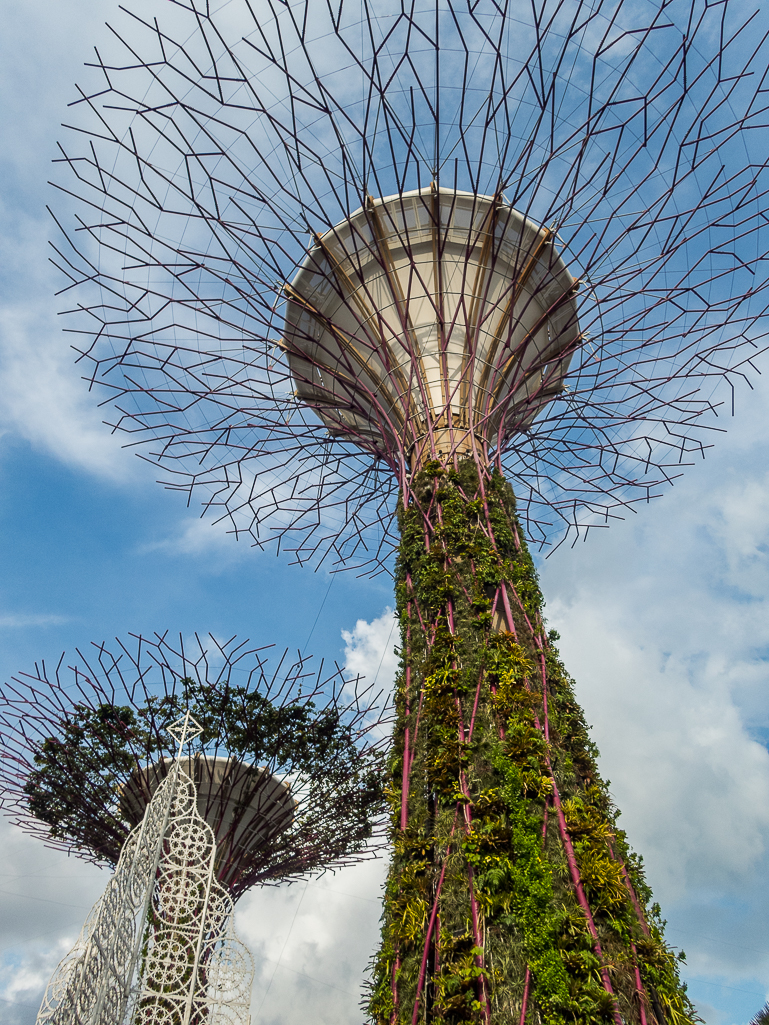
[35,714,254,1025]
[120,754,295,895]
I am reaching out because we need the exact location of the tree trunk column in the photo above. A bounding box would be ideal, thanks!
[367,460,695,1025]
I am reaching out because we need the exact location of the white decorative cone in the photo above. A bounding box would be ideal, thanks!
[36,762,254,1025]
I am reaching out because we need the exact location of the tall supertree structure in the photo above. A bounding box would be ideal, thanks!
[47,2,769,1024]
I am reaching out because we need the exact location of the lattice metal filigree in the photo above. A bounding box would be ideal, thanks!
[36,763,253,1025]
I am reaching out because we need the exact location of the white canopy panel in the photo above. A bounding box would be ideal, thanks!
[284,187,581,465]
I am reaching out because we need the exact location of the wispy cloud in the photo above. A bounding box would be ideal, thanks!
[137,514,255,561]
[0,304,138,483]
[0,817,105,1024]
[0,613,71,628]
[341,607,398,693]
[0,0,139,486]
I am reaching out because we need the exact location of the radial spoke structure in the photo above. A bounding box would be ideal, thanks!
[50,0,769,564]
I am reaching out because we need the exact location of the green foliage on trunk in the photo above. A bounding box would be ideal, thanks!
[367,460,697,1025]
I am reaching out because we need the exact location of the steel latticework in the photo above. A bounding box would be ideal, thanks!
[42,2,769,1025]
[36,716,254,1025]
[51,0,769,563]
[0,633,387,898]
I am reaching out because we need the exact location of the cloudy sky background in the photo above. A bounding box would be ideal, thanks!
[2,2,769,1024]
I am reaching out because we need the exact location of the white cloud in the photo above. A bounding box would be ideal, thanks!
[236,859,386,1025]
[0,0,140,485]
[0,302,137,482]
[545,597,769,898]
[0,819,106,1024]
[341,608,399,692]
[138,514,254,560]
[0,614,71,628]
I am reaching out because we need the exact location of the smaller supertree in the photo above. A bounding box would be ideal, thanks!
[0,632,388,900]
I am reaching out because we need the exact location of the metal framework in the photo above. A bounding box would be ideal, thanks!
[282,187,581,469]
[36,713,254,1025]
[50,0,769,566]
[0,632,387,898]
[41,2,769,1025]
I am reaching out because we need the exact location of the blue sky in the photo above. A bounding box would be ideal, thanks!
[3,3,769,1024]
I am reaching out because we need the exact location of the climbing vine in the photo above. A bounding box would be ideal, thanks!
[367,460,698,1025]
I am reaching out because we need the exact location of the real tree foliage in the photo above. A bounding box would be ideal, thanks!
[24,676,385,894]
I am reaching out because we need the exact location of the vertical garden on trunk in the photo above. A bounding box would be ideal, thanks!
[368,461,696,1025]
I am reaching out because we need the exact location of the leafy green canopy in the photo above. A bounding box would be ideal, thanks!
[22,675,385,896]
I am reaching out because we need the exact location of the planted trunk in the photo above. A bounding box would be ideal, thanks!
[368,461,696,1025]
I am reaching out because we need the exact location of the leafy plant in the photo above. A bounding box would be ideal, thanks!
[367,461,697,1025]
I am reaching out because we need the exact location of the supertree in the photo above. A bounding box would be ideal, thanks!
[45,1,769,1024]
[0,632,387,897]
[0,633,387,1021]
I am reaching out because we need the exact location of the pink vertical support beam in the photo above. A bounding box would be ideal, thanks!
[519,968,530,1025]
[459,759,490,1025]
[619,857,651,937]
[631,941,649,1025]
[547,765,622,1025]
[538,649,550,744]
[401,708,411,831]
[411,850,451,1025]
[396,591,416,1019]
[496,580,622,1022]
[468,668,484,741]
[500,583,517,638]
[391,955,401,1025]
[451,602,490,1022]
[605,840,652,1024]
[468,865,491,1025]
[407,506,620,1025]
[401,596,413,832]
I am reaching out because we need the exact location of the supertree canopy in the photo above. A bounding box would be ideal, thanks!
[45,1,769,1024]
[52,0,769,562]
[0,632,387,902]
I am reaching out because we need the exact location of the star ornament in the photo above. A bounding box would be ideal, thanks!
[167,711,204,757]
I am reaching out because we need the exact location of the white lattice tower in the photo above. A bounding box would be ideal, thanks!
[35,715,254,1025]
